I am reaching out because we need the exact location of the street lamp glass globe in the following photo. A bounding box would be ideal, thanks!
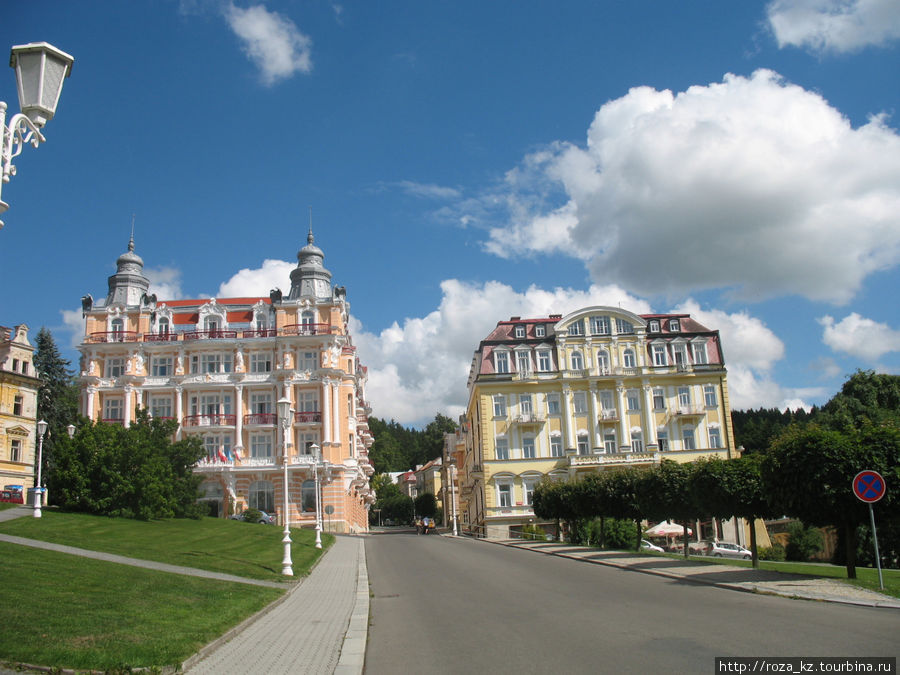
[36,419,48,437]
[276,397,291,422]
[10,42,74,127]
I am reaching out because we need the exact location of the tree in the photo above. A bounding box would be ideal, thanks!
[637,461,698,558]
[32,327,79,487]
[49,410,206,519]
[819,370,900,433]
[762,423,900,578]
[690,456,772,567]
[414,492,438,519]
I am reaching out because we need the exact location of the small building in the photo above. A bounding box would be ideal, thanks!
[0,324,41,501]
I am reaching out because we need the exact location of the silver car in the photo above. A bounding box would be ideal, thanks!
[708,541,751,560]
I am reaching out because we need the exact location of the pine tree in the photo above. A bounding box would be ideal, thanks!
[33,327,79,489]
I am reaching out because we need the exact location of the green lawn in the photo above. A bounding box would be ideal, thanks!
[0,510,334,671]
[0,510,332,581]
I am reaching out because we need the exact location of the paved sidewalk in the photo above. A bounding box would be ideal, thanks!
[484,538,900,609]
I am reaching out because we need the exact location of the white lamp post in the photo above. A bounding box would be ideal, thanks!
[277,396,293,576]
[33,419,48,518]
[310,444,323,549]
[66,424,75,439]
[1,42,74,230]
[449,462,458,537]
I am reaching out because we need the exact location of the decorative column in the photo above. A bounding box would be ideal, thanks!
[617,383,629,451]
[85,386,96,420]
[588,383,599,451]
[234,384,244,458]
[642,383,657,448]
[124,385,133,428]
[332,380,340,449]
[322,380,332,444]
[561,384,575,450]
[175,386,184,441]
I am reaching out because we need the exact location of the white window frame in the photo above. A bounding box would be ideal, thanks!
[652,388,665,410]
[570,351,584,371]
[704,384,718,408]
[573,391,587,414]
[251,433,274,459]
[535,325,546,338]
[550,436,563,457]
[669,319,681,332]
[516,351,532,375]
[568,320,584,336]
[104,398,123,421]
[250,352,273,373]
[537,350,552,372]
[519,394,533,416]
[514,325,525,339]
[708,427,722,449]
[546,393,560,415]
[683,428,696,450]
[693,342,708,365]
[590,315,610,335]
[149,396,172,419]
[603,432,617,454]
[522,436,536,459]
[652,343,667,366]
[623,349,636,369]
[576,434,589,455]
[151,356,172,377]
[106,357,125,378]
[658,431,669,452]
[616,319,634,335]
[631,431,644,453]
[678,386,691,407]
[493,395,507,417]
[495,438,509,460]
[10,439,22,462]
[497,482,513,508]
[626,390,640,412]
[494,350,510,374]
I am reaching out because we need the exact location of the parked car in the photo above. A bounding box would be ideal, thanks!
[640,539,664,552]
[707,541,752,560]
[230,510,275,524]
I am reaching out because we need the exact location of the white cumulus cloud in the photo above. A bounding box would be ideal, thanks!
[217,259,296,297]
[225,4,312,85]
[819,312,900,360]
[482,69,900,305]
[767,0,900,52]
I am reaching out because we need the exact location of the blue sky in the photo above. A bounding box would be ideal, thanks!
[2,1,899,427]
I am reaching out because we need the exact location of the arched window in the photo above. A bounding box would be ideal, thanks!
[597,349,610,372]
[631,430,643,453]
[158,317,170,335]
[111,318,124,341]
[623,349,636,368]
[301,479,317,512]
[249,480,274,512]
[570,351,584,371]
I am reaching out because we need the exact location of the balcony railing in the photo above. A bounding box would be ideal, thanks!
[143,332,179,342]
[294,411,322,423]
[182,414,237,427]
[674,405,705,417]
[598,409,619,421]
[244,412,276,425]
[282,323,331,336]
[509,413,545,424]
[183,330,238,340]
[569,451,661,468]
[101,418,125,425]
[88,331,140,343]
[241,328,278,338]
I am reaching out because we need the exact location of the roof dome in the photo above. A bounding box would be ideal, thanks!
[115,237,144,274]
[288,226,333,300]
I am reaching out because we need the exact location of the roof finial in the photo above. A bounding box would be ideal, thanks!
[307,206,314,245]
[129,213,136,252]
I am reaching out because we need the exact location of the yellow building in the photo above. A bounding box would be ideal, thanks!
[0,324,40,502]
[461,307,736,539]
[76,230,375,532]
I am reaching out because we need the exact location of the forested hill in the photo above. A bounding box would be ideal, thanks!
[732,407,818,454]
[368,414,458,474]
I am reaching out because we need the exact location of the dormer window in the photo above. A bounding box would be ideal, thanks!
[514,325,525,339]
[616,319,634,335]
[649,320,660,333]
[494,350,510,374]
[535,325,545,338]
[590,316,610,335]
[669,319,681,332]
[568,320,584,336]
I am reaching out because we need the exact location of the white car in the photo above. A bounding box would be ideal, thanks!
[640,539,664,552]
[708,541,752,560]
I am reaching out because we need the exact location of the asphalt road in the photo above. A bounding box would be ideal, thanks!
[364,531,900,674]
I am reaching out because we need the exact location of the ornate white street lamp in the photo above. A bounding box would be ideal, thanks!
[1,42,74,230]
[449,461,458,536]
[310,443,323,549]
[66,424,75,439]
[277,396,293,576]
[33,419,48,518]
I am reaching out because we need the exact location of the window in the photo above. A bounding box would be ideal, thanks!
[493,395,507,417]
[652,344,668,366]
[298,390,318,413]
[514,325,525,338]
[516,352,531,374]
[683,428,696,450]
[631,431,643,453]
[708,427,722,449]
[250,352,273,373]
[597,349,610,372]
[204,317,220,334]
[195,353,233,373]
[576,435,589,455]
[111,318,124,339]
[649,320,660,333]
[590,315,610,335]
[251,433,274,458]
[300,351,318,370]
[12,358,18,372]
[495,438,509,460]
[658,431,669,452]
[494,351,510,374]
[547,393,560,415]
[616,319,634,334]
[604,432,617,454]
[250,480,275,513]
[570,351,584,371]
[497,483,512,508]
[568,320,583,336]
[652,388,665,410]
[519,394,533,416]
[535,325,545,338]
[678,387,691,408]
[573,391,587,414]
[673,344,688,367]
[204,435,231,460]
[250,392,272,415]
[302,480,316,512]
[704,385,718,408]
[550,436,563,457]
[523,479,538,506]
[693,342,708,365]
[157,317,170,335]
[106,357,125,378]
[627,390,640,412]
[151,356,172,377]
[104,398,123,421]
[523,436,536,459]
[298,432,319,454]
[537,350,552,372]
[301,310,315,329]
[13,395,23,416]
[10,439,21,462]
[150,396,172,419]
[623,349,636,369]
[599,390,614,412]
[669,319,681,332]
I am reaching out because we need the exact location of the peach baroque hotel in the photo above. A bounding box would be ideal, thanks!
[76,229,375,532]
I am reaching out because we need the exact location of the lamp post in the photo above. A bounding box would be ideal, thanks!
[1,42,74,230]
[448,461,458,536]
[277,397,293,576]
[33,419,48,518]
[66,424,75,439]
[310,444,323,549]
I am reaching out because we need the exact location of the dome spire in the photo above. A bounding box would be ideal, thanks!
[288,209,332,300]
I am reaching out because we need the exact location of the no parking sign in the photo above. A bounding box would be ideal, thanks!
[852,470,887,589]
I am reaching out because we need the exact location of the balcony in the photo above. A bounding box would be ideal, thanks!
[143,332,179,343]
[294,411,322,424]
[243,412,276,425]
[88,331,140,343]
[673,405,705,417]
[568,451,660,469]
[282,323,332,336]
[182,414,237,427]
[241,328,277,338]
[183,330,238,341]
[509,412,545,425]
[598,409,619,422]
[101,418,125,425]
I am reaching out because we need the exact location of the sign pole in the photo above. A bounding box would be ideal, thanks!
[868,503,884,590]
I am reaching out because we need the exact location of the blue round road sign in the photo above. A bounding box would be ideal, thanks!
[853,470,886,503]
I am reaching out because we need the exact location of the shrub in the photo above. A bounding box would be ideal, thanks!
[785,521,824,561]
[758,544,786,561]
[241,508,263,523]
